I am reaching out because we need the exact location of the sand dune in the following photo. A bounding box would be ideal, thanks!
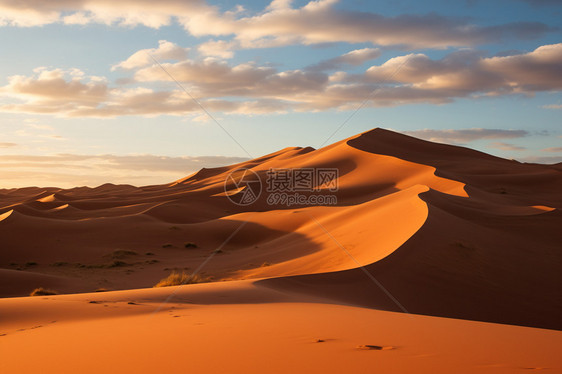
[1,128,560,373]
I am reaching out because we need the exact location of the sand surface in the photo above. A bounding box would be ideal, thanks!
[1,128,560,372]
[1,281,561,374]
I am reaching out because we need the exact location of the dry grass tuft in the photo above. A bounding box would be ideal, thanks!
[154,271,208,287]
[30,287,59,296]
[106,249,138,259]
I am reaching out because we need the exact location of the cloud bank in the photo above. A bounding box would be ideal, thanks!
[0,0,553,50]
[0,153,249,189]
[1,43,561,117]
[400,128,529,144]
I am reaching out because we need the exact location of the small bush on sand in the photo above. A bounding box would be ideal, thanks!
[50,261,68,267]
[108,260,129,268]
[106,249,138,259]
[184,242,197,249]
[154,271,207,287]
[30,287,58,296]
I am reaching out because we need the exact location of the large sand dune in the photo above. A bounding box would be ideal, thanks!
[1,128,560,373]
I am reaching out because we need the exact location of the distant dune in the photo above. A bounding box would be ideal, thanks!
[1,128,560,373]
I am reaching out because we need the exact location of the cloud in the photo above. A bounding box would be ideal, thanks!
[364,44,562,95]
[542,147,562,152]
[0,68,108,115]
[128,42,562,109]
[489,142,526,151]
[518,155,562,164]
[197,40,235,59]
[3,44,562,117]
[543,104,562,109]
[0,153,249,188]
[307,48,381,71]
[480,44,562,92]
[0,1,553,50]
[0,0,209,28]
[182,1,553,49]
[0,67,295,117]
[133,57,329,98]
[0,142,17,148]
[401,128,529,144]
[112,40,190,70]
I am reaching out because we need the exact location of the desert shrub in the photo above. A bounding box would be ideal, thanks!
[154,271,207,287]
[85,260,130,269]
[50,261,68,267]
[106,260,129,268]
[107,249,138,259]
[30,287,58,296]
[25,261,38,266]
[162,243,173,248]
[184,242,197,249]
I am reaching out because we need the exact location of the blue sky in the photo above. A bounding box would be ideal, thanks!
[0,0,561,187]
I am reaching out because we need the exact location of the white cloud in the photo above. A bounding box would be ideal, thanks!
[2,44,562,118]
[518,155,562,164]
[112,40,189,71]
[541,147,562,152]
[0,153,249,188]
[489,142,526,151]
[0,68,108,115]
[363,44,562,96]
[307,48,381,71]
[0,1,553,50]
[401,128,529,144]
[197,40,235,59]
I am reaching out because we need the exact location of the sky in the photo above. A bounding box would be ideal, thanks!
[0,0,561,188]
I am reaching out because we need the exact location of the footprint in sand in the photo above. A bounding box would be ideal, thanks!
[356,345,395,351]
[522,368,549,371]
